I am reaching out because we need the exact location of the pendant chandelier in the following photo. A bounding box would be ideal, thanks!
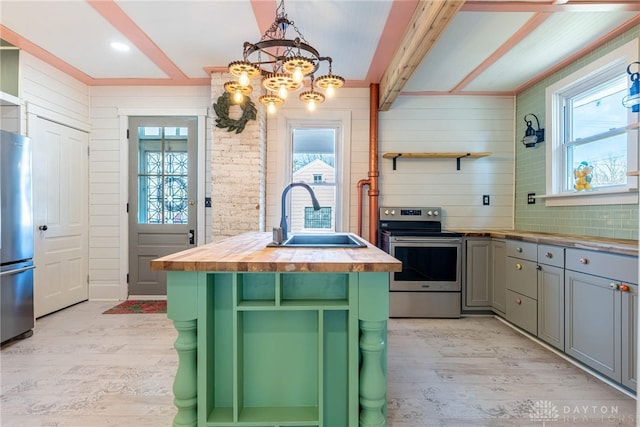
[225,0,344,113]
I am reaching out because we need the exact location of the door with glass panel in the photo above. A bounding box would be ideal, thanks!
[128,117,197,295]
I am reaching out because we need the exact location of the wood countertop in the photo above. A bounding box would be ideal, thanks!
[150,232,402,273]
[455,229,638,257]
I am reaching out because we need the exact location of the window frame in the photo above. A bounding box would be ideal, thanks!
[544,39,639,207]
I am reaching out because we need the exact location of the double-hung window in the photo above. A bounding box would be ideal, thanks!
[545,40,639,206]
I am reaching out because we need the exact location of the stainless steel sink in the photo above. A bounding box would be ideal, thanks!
[268,233,367,248]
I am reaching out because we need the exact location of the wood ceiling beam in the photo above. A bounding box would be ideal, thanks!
[378,0,465,111]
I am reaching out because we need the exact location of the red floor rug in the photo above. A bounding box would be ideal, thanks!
[103,300,167,314]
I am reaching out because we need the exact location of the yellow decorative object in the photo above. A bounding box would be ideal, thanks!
[573,161,592,191]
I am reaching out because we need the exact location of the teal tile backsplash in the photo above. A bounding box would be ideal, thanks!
[515,28,640,241]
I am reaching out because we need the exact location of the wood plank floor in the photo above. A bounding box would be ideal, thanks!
[1,301,636,426]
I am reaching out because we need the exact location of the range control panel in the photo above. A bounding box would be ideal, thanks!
[379,207,442,221]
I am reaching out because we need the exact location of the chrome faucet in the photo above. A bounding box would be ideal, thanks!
[274,182,321,244]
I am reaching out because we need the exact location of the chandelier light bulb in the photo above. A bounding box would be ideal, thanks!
[307,100,316,112]
[278,84,288,99]
[268,101,277,114]
[234,90,243,103]
[293,66,304,83]
[325,84,335,98]
[239,71,250,86]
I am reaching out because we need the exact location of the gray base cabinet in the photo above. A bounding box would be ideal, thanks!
[491,239,506,315]
[537,245,565,351]
[564,248,637,391]
[505,241,537,335]
[464,238,492,311]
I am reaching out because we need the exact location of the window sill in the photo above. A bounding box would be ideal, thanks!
[537,188,638,207]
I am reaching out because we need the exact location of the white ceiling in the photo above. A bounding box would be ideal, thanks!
[0,0,638,102]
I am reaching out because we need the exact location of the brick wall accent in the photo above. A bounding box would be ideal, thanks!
[210,72,266,240]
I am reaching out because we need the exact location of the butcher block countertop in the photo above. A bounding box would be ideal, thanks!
[456,230,638,257]
[150,231,402,273]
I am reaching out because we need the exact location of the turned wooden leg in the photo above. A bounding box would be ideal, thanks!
[359,320,386,427]
[172,319,197,427]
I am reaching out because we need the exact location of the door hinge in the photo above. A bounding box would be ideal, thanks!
[126,273,129,284]
[126,202,129,213]
[87,146,90,156]
[127,129,129,139]
[87,274,90,285]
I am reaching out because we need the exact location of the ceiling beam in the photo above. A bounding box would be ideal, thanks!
[378,0,465,111]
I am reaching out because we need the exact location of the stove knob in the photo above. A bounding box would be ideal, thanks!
[384,210,389,215]
[433,210,439,216]
[390,210,395,215]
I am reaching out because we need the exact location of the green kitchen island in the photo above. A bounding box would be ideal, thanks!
[150,232,402,427]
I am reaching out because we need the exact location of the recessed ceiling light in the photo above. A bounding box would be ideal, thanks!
[110,42,130,52]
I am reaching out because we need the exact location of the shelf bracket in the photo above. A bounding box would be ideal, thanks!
[455,153,471,171]
[391,154,401,170]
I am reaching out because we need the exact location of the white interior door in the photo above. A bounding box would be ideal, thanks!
[31,116,89,317]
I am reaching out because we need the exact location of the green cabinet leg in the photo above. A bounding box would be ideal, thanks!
[359,320,386,427]
[172,319,197,427]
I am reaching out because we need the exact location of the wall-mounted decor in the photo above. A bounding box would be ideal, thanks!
[213,92,257,134]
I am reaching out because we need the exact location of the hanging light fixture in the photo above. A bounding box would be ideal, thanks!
[622,62,639,112]
[226,0,344,113]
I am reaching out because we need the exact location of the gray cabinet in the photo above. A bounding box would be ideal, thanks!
[565,248,637,391]
[505,241,537,335]
[491,239,506,315]
[537,245,564,351]
[464,238,491,311]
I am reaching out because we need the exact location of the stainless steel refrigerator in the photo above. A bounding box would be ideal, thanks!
[0,130,35,344]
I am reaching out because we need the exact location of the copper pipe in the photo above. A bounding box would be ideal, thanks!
[368,83,380,246]
[357,179,370,237]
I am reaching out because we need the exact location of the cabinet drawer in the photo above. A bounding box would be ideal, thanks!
[506,240,537,261]
[506,258,537,299]
[538,245,564,268]
[506,289,537,335]
[566,249,638,284]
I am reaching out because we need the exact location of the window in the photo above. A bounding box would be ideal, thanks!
[304,207,332,229]
[313,174,323,183]
[545,40,639,206]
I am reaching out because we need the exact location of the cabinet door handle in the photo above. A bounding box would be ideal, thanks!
[516,263,522,270]
[515,297,522,305]
[610,283,620,290]
[579,258,589,264]
[545,252,552,258]
[620,284,630,292]
[516,247,523,253]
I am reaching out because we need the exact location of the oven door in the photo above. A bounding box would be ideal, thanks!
[389,236,462,291]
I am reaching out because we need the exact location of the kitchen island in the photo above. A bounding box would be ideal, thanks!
[150,232,402,427]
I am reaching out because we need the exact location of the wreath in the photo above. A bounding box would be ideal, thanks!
[213,92,257,134]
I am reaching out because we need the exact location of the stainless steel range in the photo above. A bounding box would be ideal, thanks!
[379,207,462,318]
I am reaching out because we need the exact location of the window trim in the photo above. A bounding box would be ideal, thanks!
[275,110,351,232]
[544,39,639,207]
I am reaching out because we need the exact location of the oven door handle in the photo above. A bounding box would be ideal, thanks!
[391,237,462,243]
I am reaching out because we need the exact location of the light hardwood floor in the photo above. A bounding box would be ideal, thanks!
[1,301,636,426]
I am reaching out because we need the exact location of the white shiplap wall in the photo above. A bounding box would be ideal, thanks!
[379,95,515,230]
[89,86,211,300]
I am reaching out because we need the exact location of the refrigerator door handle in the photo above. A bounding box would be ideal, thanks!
[0,265,36,277]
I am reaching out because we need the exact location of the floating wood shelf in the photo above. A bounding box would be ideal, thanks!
[382,152,492,170]
[627,171,640,176]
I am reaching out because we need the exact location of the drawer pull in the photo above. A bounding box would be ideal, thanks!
[516,247,523,253]
[620,284,630,292]
[516,263,522,270]
[610,283,619,290]
[515,297,522,305]
[545,252,552,258]
[579,258,589,264]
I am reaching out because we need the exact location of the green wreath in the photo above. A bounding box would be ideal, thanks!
[213,92,257,134]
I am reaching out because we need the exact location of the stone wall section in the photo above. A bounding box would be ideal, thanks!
[210,72,266,240]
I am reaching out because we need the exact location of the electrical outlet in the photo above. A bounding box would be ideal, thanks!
[483,195,490,205]
[527,193,536,204]
[205,197,212,207]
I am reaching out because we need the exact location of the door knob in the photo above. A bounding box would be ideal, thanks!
[39,225,48,231]
[516,263,522,270]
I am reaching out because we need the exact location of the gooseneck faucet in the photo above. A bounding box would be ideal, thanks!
[277,182,321,243]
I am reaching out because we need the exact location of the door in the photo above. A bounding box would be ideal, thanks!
[537,264,564,351]
[128,117,197,295]
[31,117,89,317]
